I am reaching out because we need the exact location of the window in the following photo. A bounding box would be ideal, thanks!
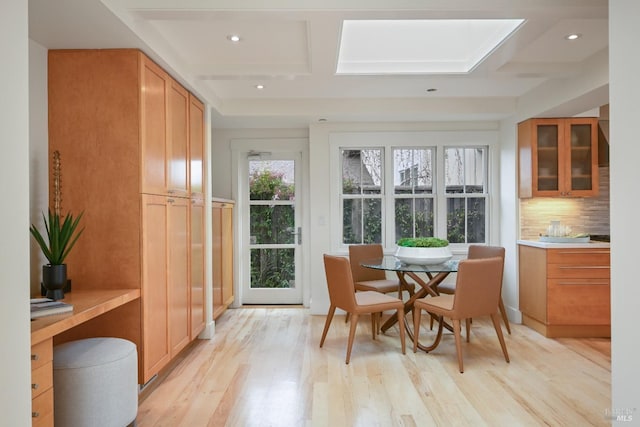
[341,149,383,244]
[444,147,487,243]
[336,133,491,250]
[393,148,435,240]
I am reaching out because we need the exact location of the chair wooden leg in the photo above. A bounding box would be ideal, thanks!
[499,298,512,334]
[397,306,406,354]
[371,313,377,340]
[320,306,336,348]
[452,319,464,373]
[412,307,422,353]
[490,312,510,364]
[465,318,471,343]
[346,313,359,364]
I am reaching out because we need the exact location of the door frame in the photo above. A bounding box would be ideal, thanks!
[231,138,310,307]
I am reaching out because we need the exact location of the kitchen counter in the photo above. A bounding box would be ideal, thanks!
[517,239,610,249]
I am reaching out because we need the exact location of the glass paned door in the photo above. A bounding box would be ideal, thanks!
[243,154,302,304]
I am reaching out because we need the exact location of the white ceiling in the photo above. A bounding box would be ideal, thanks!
[28,0,609,129]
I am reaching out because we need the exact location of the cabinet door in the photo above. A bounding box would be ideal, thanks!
[519,117,599,198]
[221,204,235,307]
[532,119,562,196]
[141,194,170,382]
[169,196,190,357]
[168,79,189,196]
[564,118,599,197]
[212,203,224,319]
[189,95,205,199]
[141,57,168,195]
[190,197,206,338]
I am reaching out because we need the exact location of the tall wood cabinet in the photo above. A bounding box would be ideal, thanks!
[212,199,235,319]
[518,117,599,198]
[47,49,206,384]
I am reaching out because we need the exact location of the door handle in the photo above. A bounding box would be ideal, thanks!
[287,227,302,244]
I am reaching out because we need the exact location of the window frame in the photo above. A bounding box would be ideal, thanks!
[330,130,499,254]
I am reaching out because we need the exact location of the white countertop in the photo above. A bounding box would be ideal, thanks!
[517,239,610,249]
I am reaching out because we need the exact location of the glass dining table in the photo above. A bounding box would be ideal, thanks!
[360,256,459,352]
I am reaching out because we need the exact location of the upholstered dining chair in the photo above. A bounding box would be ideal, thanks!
[348,244,415,297]
[413,257,510,373]
[347,244,415,331]
[436,245,511,335]
[321,254,406,364]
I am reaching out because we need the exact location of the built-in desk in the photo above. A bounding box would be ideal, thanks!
[30,289,141,427]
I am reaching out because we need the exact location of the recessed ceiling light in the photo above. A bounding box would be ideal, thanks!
[565,33,581,40]
[227,34,241,42]
[255,84,265,90]
[426,88,438,92]
[318,118,327,122]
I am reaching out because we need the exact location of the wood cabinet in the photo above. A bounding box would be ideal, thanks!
[212,199,235,319]
[48,49,206,384]
[190,197,206,338]
[189,95,205,199]
[518,117,599,198]
[519,244,610,337]
[31,339,54,427]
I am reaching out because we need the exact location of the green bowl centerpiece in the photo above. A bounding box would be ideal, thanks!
[394,237,452,265]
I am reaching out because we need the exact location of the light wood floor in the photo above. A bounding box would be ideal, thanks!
[136,308,611,427]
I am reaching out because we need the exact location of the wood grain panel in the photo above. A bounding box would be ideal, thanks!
[518,245,547,322]
[547,279,610,324]
[48,49,142,289]
[190,198,205,338]
[169,196,190,357]
[189,95,205,198]
[141,56,168,195]
[142,194,170,381]
[547,248,610,265]
[167,79,189,196]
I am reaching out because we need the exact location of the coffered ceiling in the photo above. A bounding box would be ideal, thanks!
[28,0,608,128]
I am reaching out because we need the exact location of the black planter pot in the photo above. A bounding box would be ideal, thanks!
[42,264,67,300]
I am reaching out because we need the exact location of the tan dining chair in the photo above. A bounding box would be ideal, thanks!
[347,244,415,331]
[321,254,406,364]
[413,257,510,373]
[348,244,415,297]
[436,245,511,335]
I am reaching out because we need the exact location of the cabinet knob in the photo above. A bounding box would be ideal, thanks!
[31,354,38,361]
[32,412,40,418]
[32,383,39,390]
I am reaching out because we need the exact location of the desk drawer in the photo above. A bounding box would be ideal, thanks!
[31,339,53,370]
[32,387,54,427]
[547,279,610,324]
[31,361,53,399]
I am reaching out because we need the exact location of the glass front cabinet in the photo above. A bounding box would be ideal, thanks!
[518,117,599,198]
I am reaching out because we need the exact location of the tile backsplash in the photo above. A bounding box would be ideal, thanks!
[519,166,610,240]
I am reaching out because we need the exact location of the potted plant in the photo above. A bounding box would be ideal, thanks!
[30,209,84,300]
[30,150,84,300]
[394,237,452,265]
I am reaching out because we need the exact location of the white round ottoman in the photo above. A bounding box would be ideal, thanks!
[53,337,138,427]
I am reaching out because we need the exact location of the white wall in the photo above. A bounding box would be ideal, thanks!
[0,1,32,425]
[29,40,49,296]
[610,0,640,418]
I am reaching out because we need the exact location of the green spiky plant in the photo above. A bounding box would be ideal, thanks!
[30,209,84,265]
[396,237,449,248]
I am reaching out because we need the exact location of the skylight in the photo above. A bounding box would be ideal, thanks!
[336,19,524,75]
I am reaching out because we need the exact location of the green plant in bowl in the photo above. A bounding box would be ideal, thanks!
[396,237,449,248]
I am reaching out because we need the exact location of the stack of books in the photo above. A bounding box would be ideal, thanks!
[30,298,73,319]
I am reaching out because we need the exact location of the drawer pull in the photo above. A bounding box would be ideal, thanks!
[558,266,609,269]
[31,354,39,361]
[32,383,38,390]
[32,411,40,418]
